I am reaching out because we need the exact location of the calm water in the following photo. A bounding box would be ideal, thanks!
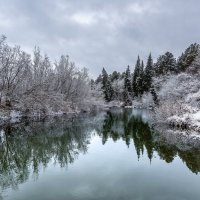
[0,108,200,200]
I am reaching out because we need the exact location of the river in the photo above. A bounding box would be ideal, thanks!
[0,108,200,200]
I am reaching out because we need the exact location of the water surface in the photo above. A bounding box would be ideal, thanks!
[0,108,200,200]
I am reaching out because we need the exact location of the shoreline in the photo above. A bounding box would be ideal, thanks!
[0,106,200,139]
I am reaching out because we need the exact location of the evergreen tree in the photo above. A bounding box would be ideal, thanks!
[106,80,114,102]
[137,61,145,96]
[154,52,177,75]
[110,71,120,82]
[150,87,159,105]
[120,72,126,79]
[101,68,113,102]
[102,68,108,90]
[95,74,102,84]
[143,53,154,92]
[90,79,95,90]
[177,43,199,72]
[123,66,132,106]
[123,87,132,106]
[124,65,132,93]
[132,56,141,97]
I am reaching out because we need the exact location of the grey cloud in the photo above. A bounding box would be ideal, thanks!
[0,0,199,77]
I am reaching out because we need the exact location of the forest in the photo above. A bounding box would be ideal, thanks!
[0,35,92,119]
[0,35,200,131]
[92,43,200,131]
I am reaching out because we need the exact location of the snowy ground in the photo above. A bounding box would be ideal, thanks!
[0,98,109,126]
[167,111,200,132]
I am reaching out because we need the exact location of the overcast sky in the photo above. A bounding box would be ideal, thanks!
[0,0,199,77]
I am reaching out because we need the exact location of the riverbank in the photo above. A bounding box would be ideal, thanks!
[131,87,200,134]
[1,104,200,143]
[0,101,113,127]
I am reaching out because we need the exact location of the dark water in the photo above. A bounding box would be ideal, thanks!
[0,108,200,200]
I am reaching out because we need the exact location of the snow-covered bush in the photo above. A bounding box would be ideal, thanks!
[153,59,200,131]
[0,36,95,117]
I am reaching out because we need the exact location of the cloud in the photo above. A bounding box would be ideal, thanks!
[0,0,199,77]
[71,12,97,26]
[126,2,159,15]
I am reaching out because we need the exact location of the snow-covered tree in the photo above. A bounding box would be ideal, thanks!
[124,65,132,94]
[0,37,31,106]
[112,78,124,101]
[101,68,113,102]
[137,60,145,97]
[154,52,177,75]
[123,87,132,106]
[132,56,141,97]
[177,43,199,72]
[110,71,120,82]
[123,66,132,105]
[143,53,154,92]
[0,35,93,115]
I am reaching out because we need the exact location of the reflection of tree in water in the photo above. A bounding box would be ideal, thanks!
[1,109,200,196]
[178,151,200,174]
[101,108,200,174]
[0,114,104,191]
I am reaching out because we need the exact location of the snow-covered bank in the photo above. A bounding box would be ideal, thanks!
[0,99,109,127]
[92,43,200,136]
[152,125,200,151]
[0,108,63,126]
[167,111,200,132]
[152,73,200,133]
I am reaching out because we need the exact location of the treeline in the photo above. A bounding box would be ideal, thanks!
[92,43,199,106]
[0,35,90,115]
[101,109,200,174]
[0,34,199,114]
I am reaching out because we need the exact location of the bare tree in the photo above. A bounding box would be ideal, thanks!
[0,38,31,106]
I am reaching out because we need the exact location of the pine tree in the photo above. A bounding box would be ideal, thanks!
[132,56,141,97]
[102,68,108,89]
[124,65,132,93]
[155,52,177,75]
[177,43,199,72]
[110,71,120,82]
[137,61,144,96]
[123,87,132,106]
[90,79,95,90]
[95,74,102,84]
[101,68,113,102]
[143,53,154,92]
[123,66,132,106]
[150,88,159,105]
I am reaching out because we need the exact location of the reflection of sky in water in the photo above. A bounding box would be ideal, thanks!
[4,136,200,200]
[132,108,151,122]
[1,109,200,200]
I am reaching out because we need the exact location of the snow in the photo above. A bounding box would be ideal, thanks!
[151,66,200,133]
[0,130,5,144]
[10,110,21,118]
[192,111,200,121]
[167,110,200,132]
